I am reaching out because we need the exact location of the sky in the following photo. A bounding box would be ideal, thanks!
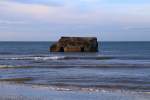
[0,0,150,41]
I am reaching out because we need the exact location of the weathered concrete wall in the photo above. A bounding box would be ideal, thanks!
[64,47,81,52]
[50,37,98,52]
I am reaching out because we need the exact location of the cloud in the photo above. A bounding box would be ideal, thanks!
[1,0,150,23]
[123,26,150,32]
[101,0,150,4]
[0,1,100,24]
[0,1,51,19]
[0,20,28,24]
[5,0,64,6]
[0,0,150,41]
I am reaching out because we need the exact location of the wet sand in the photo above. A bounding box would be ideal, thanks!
[0,83,150,100]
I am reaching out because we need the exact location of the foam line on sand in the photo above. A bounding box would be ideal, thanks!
[0,83,150,100]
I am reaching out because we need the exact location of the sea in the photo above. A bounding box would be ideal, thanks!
[0,42,150,92]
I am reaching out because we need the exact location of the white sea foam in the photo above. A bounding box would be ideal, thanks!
[0,55,115,61]
[0,56,66,61]
[1,83,150,100]
[33,56,66,61]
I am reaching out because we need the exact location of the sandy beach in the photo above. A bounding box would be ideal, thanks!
[0,83,150,100]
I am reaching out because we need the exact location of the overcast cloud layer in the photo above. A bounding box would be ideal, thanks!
[0,0,150,41]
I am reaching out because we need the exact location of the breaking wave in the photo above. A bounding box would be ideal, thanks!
[0,56,114,61]
[0,56,66,61]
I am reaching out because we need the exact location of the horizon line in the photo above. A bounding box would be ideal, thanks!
[0,41,150,42]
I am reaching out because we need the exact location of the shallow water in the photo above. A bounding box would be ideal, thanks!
[0,42,150,92]
[0,83,150,100]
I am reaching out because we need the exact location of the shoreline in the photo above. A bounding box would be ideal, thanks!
[0,82,150,100]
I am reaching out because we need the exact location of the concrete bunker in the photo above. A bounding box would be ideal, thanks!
[50,37,98,52]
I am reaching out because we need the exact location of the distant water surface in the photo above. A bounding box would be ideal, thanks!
[0,42,150,92]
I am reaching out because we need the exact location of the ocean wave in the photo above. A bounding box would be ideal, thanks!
[0,52,14,55]
[34,56,66,60]
[29,64,150,68]
[0,63,150,69]
[0,82,132,93]
[1,55,150,62]
[0,65,31,69]
[0,56,66,61]
[0,83,149,100]
[20,83,150,93]
[32,85,111,93]
[0,56,114,61]
[0,65,20,68]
